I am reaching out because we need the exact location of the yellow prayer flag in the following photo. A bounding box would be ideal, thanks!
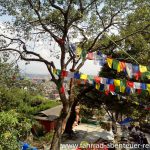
[139,65,147,73]
[120,86,125,93]
[76,47,82,56]
[147,84,150,92]
[117,62,121,72]
[106,58,113,68]
[80,74,87,80]
[114,79,120,86]
[95,83,100,90]
[53,68,57,74]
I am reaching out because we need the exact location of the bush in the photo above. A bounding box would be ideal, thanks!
[0,110,31,150]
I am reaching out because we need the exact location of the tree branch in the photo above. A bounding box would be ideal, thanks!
[27,0,59,42]
[49,0,65,15]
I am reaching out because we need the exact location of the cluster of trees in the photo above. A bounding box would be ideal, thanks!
[0,0,149,149]
[0,58,60,149]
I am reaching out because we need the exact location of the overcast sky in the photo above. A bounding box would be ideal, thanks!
[18,59,101,75]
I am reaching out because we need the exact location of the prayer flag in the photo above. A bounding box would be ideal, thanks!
[147,84,150,92]
[125,63,133,78]
[80,74,88,80]
[106,58,113,68]
[141,83,147,90]
[127,81,134,88]
[120,61,126,71]
[120,79,126,87]
[139,65,147,73]
[134,82,141,89]
[126,87,131,94]
[100,84,105,91]
[95,83,100,90]
[94,76,101,83]
[76,47,82,56]
[56,69,61,76]
[61,70,68,77]
[137,89,142,94]
[109,84,115,92]
[101,77,107,84]
[120,86,125,93]
[67,72,74,79]
[133,65,139,73]
[130,88,135,94]
[112,59,119,70]
[117,62,121,72]
[53,68,57,74]
[60,85,65,94]
[74,72,80,79]
[115,86,120,92]
[134,71,141,80]
[106,79,114,84]
[114,79,120,86]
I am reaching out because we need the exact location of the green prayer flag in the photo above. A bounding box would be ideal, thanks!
[56,69,61,76]
[81,49,87,60]
[112,59,119,70]
[120,79,126,87]
[145,71,150,79]
[115,86,120,92]
[87,75,94,80]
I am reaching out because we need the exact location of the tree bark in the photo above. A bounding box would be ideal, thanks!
[50,104,71,150]
[64,99,79,135]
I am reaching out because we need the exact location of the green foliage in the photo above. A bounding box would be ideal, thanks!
[0,85,60,115]
[0,60,60,148]
[39,132,54,143]
[0,59,19,88]
[0,110,31,150]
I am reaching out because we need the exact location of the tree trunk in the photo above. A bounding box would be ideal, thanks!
[50,105,71,150]
[64,100,78,135]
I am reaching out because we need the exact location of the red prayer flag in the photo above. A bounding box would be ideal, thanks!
[61,70,68,77]
[127,81,134,88]
[134,71,141,80]
[94,76,101,83]
[137,89,142,94]
[109,84,115,92]
[60,85,65,94]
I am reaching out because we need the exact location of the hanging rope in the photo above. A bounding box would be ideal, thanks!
[104,33,140,64]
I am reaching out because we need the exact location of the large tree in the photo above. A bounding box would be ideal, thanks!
[0,0,150,149]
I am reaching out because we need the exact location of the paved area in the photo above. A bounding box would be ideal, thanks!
[60,123,114,150]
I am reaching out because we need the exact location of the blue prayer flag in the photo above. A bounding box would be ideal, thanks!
[100,84,105,91]
[74,72,80,79]
[133,65,139,73]
[126,87,131,94]
[141,83,147,90]
[106,79,114,84]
